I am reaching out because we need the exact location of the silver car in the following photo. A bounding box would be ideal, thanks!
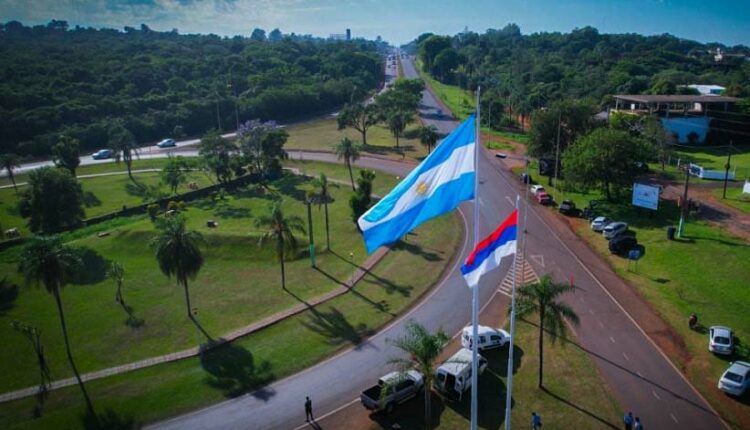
[603,222,628,240]
[591,216,610,232]
[709,326,734,355]
[718,361,750,396]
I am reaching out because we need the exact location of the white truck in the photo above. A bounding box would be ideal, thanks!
[434,348,487,400]
[360,370,424,413]
[461,325,510,351]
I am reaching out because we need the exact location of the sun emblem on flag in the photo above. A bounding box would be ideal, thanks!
[416,181,429,195]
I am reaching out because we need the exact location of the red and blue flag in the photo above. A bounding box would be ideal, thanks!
[461,209,518,287]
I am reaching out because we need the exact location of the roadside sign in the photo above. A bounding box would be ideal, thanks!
[632,183,659,210]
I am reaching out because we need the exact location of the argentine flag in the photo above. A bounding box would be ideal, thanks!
[358,115,476,254]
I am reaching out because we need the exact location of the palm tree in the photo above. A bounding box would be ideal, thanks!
[515,274,580,388]
[19,236,94,414]
[150,215,204,318]
[107,261,125,304]
[312,173,336,250]
[333,137,361,190]
[419,125,439,155]
[108,125,139,183]
[387,320,449,430]
[256,201,305,290]
[0,153,21,194]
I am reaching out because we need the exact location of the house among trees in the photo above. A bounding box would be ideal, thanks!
[612,94,740,144]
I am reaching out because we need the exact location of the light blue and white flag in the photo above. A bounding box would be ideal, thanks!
[358,115,476,254]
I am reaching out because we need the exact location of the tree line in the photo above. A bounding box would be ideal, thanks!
[0,20,385,157]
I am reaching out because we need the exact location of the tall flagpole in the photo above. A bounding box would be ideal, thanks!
[470,86,481,430]
[504,195,521,429]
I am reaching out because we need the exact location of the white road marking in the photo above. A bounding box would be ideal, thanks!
[291,398,360,430]
[609,336,616,344]
[529,254,545,268]
[652,390,661,400]
[670,413,679,423]
[505,196,514,206]
[598,320,605,329]
[579,297,585,303]
[637,371,643,378]
[622,352,630,361]
[588,309,595,315]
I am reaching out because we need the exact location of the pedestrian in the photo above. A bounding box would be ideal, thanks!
[531,411,542,429]
[623,411,634,430]
[634,416,643,430]
[305,396,313,422]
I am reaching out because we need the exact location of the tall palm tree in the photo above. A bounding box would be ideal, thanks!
[108,125,139,183]
[19,236,94,414]
[150,215,204,318]
[312,173,336,250]
[107,261,125,304]
[255,201,305,290]
[387,320,449,430]
[419,125,439,155]
[0,153,21,194]
[333,137,361,190]
[515,274,580,388]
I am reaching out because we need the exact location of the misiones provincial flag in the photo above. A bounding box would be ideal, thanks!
[461,209,518,287]
[358,115,476,254]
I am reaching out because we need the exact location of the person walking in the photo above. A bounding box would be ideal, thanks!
[531,412,542,429]
[634,416,643,430]
[623,411,634,430]
[305,396,313,422]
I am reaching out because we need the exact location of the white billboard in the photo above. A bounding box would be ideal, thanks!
[632,183,660,210]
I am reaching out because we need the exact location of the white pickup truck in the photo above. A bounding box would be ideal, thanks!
[360,370,424,413]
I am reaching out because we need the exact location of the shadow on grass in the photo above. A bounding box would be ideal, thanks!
[392,235,443,262]
[329,249,413,297]
[541,387,620,429]
[81,409,138,430]
[301,306,375,348]
[70,247,109,285]
[213,206,252,219]
[118,302,144,328]
[190,315,214,341]
[82,191,102,208]
[0,276,19,315]
[200,342,275,399]
[369,390,446,430]
[313,266,394,316]
[274,174,311,203]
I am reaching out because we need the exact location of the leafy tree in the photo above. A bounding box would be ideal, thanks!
[255,201,305,290]
[238,120,289,178]
[419,125,439,154]
[199,130,235,183]
[432,48,461,82]
[514,274,579,388]
[0,153,21,194]
[333,137,361,190]
[150,215,204,318]
[350,169,376,224]
[51,135,81,177]
[107,261,125,305]
[250,28,266,42]
[108,125,139,182]
[418,35,452,72]
[376,88,420,150]
[386,111,414,150]
[387,320,449,430]
[337,102,381,147]
[160,155,190,195]
[312,173,336,250]
[563,128,651,200]
[527,100,596,158]
[19,236,94,414]
[268,28,282,42]
[393,78,425,98]
[18,167,84,233]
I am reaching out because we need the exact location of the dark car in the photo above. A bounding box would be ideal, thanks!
[519,173,532,184]
[559,200,576,216]
[609,235,637,255]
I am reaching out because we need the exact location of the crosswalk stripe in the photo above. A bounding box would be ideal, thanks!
[497,255,539,295]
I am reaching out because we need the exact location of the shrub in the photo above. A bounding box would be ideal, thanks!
[147,204,159,220]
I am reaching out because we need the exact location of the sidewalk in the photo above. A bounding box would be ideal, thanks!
[0,245,391,404]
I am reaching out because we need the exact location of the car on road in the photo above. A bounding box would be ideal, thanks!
[157,138,176,148]
[603,222,628,240]
[360,370,424,413]
[435,348,487,399]
[709,326,734,355]
[530,185,545,195]
[461,325,509,351]
[591,216,610,232]
[519,173,532,184]
[92,149,113,160]
[559,200,577,216]
[494,153,507,159]
[718,361,750,396]
[535,192,552,205]
[608,235,637,255]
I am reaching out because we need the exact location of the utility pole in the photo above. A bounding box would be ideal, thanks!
[722,141,733,199]
[678,165,690,238]
[554,109,562,191]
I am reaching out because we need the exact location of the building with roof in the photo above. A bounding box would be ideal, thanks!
[685,84,726,96]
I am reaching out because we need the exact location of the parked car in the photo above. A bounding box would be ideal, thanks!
[519,173,532,184]
[591,216,610,232]
[608,235,637,255]
[535,192,552,205]
[494,153,507,159]
[530,185,545,195]
[603,222,628,240]
[92,149,113,160]
[718,361,750,396]
[434,348,487,399]
[157,138,176,148]
[709,326,734,355]
[461,325,509,351]
[559,200,576,216]
[360,370,424,413]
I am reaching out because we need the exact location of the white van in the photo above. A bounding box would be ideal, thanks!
[434,348,487,399]
[461,325,509,351]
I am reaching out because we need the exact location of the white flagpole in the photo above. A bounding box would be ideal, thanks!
[470,87,481,430]
[504,195,521,429]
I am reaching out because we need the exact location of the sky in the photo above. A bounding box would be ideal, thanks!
[0,0,748,47]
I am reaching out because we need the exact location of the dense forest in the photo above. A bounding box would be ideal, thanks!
[0,20,385,156]
[407,25,750,121]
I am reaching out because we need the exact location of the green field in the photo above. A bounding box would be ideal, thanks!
[712,186,750,213]
[0,206,462,430]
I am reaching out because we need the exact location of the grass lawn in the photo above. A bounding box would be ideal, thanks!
[0,169,408,393]
[711,186,750,214]
[370,316,622,430]
[529,179,750,428]
[652,144,750,184]
[0,209,462,430]
[285,117,426,161]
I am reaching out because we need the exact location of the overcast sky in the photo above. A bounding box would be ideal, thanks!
[1,0,748,46]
